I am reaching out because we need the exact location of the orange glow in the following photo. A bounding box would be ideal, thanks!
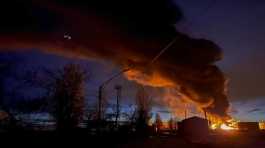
[259,121,265,130]
[125,69,175,87]
[220,123,234,130]
[210,118,238,131]
[0,111,9,120]
[211,123,218,130]
[124,68,229,122]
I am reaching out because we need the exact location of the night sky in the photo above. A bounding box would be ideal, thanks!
[0,0,265,121]
[175,0,265,121]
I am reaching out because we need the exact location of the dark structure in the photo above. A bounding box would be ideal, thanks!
[52,64,85,130]
[238,122,260,131]
[115,85,122,127]
[178,116,209,143]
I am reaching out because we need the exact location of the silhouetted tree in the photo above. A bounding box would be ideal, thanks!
[21,64,87,129]
[123,104,136,124]
[168,117,177,133]
[51,64,86,130]
[135,86,152,135]
[154,113,163,133]
[20,64,88,129]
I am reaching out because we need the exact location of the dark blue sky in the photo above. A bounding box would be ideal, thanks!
[176,0,265,121]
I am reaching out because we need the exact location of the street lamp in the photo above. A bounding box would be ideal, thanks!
[97,68,130,121]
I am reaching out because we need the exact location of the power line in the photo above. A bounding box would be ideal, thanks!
[150,37,178,64]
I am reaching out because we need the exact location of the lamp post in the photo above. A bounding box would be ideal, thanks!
[97,68,130,121]
[115,85,122,127]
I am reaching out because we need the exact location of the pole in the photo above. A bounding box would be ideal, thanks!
[115,85,122,127]
[184,109,187,119]
[204,110,210,126]
[97,68,130,121]
[98,85,103,121]
[204,111,207,120]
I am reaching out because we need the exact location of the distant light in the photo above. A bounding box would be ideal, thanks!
[64,33,72,40]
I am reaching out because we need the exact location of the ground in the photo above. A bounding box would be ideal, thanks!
[0,130,265,148]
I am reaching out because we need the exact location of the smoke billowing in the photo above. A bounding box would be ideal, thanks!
[0,0,229,119]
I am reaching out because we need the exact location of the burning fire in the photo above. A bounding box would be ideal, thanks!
[210,119,238,131]
[124,66,231,128]
[210,123,219,130]
[220,123,235,130]
[259,121,265,130]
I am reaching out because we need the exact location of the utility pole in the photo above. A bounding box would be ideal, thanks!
[184,103,188,119]
[204,110,208,120]
[204,110,210,127]
[184,109,187,119]
[97,85,103,121]
[97,68,130,121]
[115,85,122,127]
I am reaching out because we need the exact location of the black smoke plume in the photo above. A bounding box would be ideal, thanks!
[0,0,229,118]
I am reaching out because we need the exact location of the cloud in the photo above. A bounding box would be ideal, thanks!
[0,0,229,118]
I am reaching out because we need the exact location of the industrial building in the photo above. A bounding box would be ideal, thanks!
[238,122,260,131]
[178,116,209,142]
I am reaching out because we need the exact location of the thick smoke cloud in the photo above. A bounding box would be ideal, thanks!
[0,0,229,118]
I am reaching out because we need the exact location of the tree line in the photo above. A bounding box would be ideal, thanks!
[0,61,160,135]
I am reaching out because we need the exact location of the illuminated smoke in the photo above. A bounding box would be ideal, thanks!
[0,0,230,119]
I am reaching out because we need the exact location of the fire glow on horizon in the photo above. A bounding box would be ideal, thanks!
[210,119,238,131]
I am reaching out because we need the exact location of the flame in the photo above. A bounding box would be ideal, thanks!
[125,68,236,131]
[211,123,218,130]
[259,121,265,130]
[220,123,234,130]
[210,118,238,131]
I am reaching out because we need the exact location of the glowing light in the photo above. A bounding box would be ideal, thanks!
[210,118,238,130]
[211,123,218,130]
[259,121,265,130]
[220,123,234,130]
[64,33,72,40]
